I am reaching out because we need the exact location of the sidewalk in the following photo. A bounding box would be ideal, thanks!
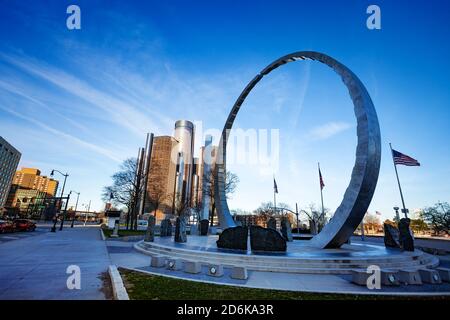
[0,226,110,300]
[107,240,450,296]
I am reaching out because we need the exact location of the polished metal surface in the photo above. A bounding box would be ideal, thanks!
[214,51,381,248]
[174,119,195,204]
[175,119,194,129]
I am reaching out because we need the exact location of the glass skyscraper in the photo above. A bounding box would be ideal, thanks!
[0,137,21,210]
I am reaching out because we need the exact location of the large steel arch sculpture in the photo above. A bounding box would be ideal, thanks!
[214,51,381,249]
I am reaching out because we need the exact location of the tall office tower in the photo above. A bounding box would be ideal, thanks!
[11,168,59,197]
[0,137,21,210]
[173,120,195,205]
[144,136,178,222]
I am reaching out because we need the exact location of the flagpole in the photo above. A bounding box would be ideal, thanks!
[389,143,408,218]
[318,162,324,219]
[273,175,277,215]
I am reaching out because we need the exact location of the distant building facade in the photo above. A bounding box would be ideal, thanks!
[0,137,21,210]
[5,168,59,215]
[11,168,58,197]
[142,120,219,224]
[144,136,178,221]
[8,188,46,215]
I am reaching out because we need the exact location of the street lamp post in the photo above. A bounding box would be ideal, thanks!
[393,206,400,223]
[59,191,71,231]
[84,200,91,226]
[52,170,69,200]
[70,191,80,228]
[50,169,69,231]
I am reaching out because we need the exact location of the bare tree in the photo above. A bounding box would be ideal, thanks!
[174,197,191,220]
[302,203,330,235]
[102,158,135,227]
[203,170,239,225]
[363,213,382,234]
[254,201,291,215]
[422,202,450,235]
[102,158,141,230]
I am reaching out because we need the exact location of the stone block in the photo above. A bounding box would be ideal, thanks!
[216,226,248,250]
[231,266,248,280]
[419,268,442,284]
[398,218,414,251]
[144,215,155,242]
[267,217,277,230]
[150,255,166,268]
[351,270,370,286]
[184,261,202,274]
[207,264,224,277]
[383,223,400,248]
[166,258,183,271]
[200,219,209,236]
[380,269,400,286]
[160,219,172,237]
[437,267,450,282]
[398,269,422,285]
[174,217,187,243]
[250,226,286,252]
[281,217,293,242]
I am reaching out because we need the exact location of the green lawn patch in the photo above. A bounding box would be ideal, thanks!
[118,268,447,300]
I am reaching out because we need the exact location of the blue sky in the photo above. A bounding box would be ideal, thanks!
[0,0,449,221]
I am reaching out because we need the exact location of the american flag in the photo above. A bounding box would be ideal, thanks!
[375,211,382,216]
[392,149,420,166]
[319,168,325,190]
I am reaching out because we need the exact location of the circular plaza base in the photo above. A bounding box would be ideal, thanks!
[134,235,439,275]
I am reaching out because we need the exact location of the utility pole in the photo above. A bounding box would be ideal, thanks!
[50,169,69,232]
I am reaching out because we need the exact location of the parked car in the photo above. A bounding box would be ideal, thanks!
[13,219,36,232]
[0,220,15,233]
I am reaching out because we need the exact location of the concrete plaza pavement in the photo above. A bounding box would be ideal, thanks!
[351,235,450,253]
[0,225,110,300]
[107,239,450,295]
[2,225,449,299]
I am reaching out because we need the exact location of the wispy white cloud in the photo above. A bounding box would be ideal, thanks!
[0,53,163,137]
[0,105,121,163]
[307,121,352,141]
[0,79,90,133]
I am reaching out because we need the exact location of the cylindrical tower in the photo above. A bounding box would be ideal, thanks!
[174,120,195,205]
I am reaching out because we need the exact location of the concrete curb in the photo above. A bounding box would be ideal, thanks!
[120,235,145,242]
[108,265,130,300]
[100,228,106,241]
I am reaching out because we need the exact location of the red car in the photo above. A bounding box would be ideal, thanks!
[0,220,15,233]
[13,219,36,232]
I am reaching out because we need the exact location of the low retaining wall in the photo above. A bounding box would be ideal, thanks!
[108,265,129,300]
